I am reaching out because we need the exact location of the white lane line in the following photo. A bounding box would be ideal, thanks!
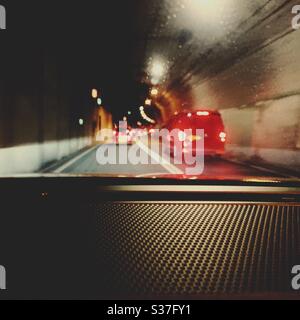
[137,141,184,175]
[53,145,98,173]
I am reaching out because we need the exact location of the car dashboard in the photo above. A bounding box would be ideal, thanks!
[0,177,300,300]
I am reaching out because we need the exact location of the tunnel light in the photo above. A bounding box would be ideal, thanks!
[140,108,156,124]
[148,57,168,85]
[79,119,84,126]
[179,0,237,39]
[150,88,159,96]
[150,61,165,79]
[91,89,98,99]
[151,77,160,85]
[190,0,219,16]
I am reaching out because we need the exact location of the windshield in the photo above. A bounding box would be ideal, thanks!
[1,0,300,182]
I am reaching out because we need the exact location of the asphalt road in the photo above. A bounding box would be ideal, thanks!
[46,142,292,180]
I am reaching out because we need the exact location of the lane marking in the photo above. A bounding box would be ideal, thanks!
[53,145,98,173]
[137,141,184,175]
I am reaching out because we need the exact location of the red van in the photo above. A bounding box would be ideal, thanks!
[164,110,226,157]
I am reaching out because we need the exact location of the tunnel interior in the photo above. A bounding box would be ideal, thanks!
[0,0,300,175]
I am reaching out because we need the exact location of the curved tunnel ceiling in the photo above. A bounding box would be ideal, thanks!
[4,0,299,117]
[132,0,299,112]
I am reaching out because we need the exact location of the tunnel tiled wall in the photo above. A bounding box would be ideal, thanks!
[220,95,300,169]
[191,29,300,169]
[0,42,95,175]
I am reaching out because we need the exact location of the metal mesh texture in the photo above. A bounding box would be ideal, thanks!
[95,202,300,296]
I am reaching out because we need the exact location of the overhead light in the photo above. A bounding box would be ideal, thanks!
[150,88,159,96]
[148,57,168,84]
[179,0,237,39]
[91,89,98,99]
[128,111,132,115]
[97,98,102,106]
[150,60,165,79]
[79,119,84,126]
[151,77,160,85]
[140,108,156,124]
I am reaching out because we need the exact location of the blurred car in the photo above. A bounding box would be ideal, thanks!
[164,110,226,157]
[113,125,133,144]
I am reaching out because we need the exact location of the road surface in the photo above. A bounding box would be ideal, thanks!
[44,142,294,179]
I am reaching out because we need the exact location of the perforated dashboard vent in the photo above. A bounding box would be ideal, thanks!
[95,202,300,297]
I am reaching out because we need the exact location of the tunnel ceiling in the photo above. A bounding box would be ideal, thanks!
[7,0,298,116]
[134,0,297,95]
[81,0,297,115]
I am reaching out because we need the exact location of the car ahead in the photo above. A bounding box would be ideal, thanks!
[113,125,134,144]
[164,110,226,157]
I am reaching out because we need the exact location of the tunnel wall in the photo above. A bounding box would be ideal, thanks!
[192,29,300,171]
[0,42,94,175]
